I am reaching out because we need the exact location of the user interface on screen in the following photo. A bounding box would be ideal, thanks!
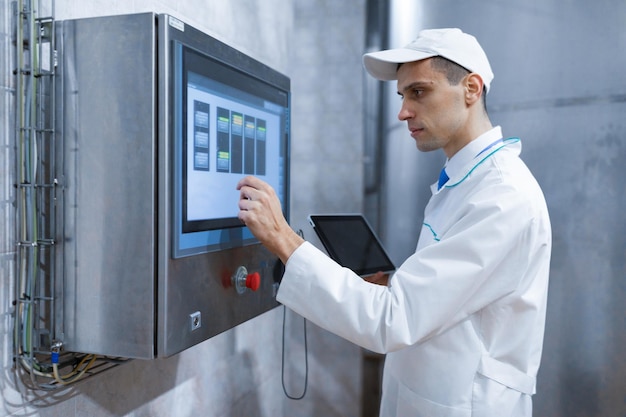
[173,43,290,257]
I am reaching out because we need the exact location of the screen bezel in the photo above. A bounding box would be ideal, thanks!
[308,214,395,276]
[172,40,290,258]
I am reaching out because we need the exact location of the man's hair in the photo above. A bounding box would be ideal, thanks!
[429,56,488,113]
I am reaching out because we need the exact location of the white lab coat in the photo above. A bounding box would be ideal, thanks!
[277,128,551,417]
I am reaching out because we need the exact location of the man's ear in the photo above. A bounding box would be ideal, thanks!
[464,73,484,105]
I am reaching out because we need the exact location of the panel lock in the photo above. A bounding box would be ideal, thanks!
[232,266,261,294]
[189,311,201,331]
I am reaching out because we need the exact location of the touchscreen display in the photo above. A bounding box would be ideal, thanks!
[309,214,395,276]
[184,72,283,231]
[172,42,290,258]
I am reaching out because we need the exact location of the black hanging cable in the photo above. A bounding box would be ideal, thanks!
[281,228,308,400]
[281,306,308,400]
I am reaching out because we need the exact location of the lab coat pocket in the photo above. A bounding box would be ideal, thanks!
[396,382,470,417]
[476,355,535,395]
[471,373,523,417]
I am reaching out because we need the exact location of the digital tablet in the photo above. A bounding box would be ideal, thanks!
[308,214,396,277]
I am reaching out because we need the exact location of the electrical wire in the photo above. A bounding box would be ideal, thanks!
[280,228,309,400]
[17,1,42,387]
[12,0,118,391]
[52,355,97,385]
[17,353,124,390]
[281,305,308,400]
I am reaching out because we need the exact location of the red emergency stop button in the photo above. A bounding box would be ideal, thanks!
[232,266,261,294]
[246,272,261,291]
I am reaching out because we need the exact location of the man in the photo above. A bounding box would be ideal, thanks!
[237,28,551,417]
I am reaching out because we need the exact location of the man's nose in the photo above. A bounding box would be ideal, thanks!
[397,103,412,121]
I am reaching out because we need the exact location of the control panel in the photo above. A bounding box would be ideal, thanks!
[53,13,287,359]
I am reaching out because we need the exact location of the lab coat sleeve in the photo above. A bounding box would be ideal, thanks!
[277,181,541,354]
[277,241,410,352]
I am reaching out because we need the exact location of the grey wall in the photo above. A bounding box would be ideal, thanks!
[0,1,366,416]
[285,2,367,416]
[379,1,626,416]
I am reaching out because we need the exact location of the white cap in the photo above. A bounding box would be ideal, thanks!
[363,28,494,93]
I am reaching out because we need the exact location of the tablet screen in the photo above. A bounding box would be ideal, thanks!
[308,214,395,276]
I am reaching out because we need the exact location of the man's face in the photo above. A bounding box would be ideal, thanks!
[396,59,469,158]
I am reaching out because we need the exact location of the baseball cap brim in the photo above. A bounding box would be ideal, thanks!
[363,48,437,81]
